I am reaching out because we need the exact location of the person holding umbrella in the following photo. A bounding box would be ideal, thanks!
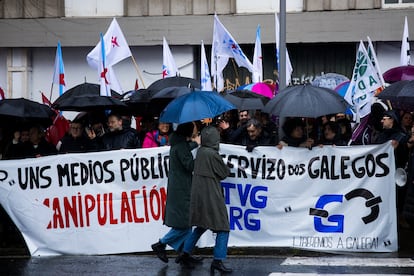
[278,118,315,148]
[151,122,202,267]
[318,121,347,146]
[178,125,232,274]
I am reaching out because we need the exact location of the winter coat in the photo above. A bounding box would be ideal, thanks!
[373,127,408,168]
[142,130,169,148]
[190,126,230,232]
[101,127,140,150]
[163,132,198,229]
[238,129,273,147]
[58,134,94,153]
[320,134,347,146]
[280,135,307,147]
[24,139,57,158]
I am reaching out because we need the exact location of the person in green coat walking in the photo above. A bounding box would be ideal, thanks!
[151,122,202,267]
[178,125,232,274]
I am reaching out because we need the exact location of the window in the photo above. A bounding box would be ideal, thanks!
[65,0,124,17]
[383,0,414,8]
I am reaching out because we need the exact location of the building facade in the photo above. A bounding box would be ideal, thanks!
[0,0,413,102]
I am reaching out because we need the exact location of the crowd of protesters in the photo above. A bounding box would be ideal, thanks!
[1,99,414,269]
[0,106,395,159]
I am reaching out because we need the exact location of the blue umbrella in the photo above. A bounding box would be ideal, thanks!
[159,91,236,124]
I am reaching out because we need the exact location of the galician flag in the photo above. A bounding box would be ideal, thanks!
[52,41,66,96]
[275,13,293,86]
[200,40,212,91]
[211,14,254,92]
[87,18,132,92]
[162,37,180,78]
[252,25,263,83]
[99,33,111,97]
[345,41,382,119]
[87,18,132,68]
[401,16,411,66]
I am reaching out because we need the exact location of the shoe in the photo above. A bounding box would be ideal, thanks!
[188,255,204,263]
[175,252,195,269]
[151,241,168,263]
[210,259,232,274]
[175,252,204,264]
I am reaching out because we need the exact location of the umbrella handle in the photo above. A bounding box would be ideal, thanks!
[305,118,309,139]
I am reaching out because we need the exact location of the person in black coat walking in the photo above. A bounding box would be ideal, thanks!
[151,122,202,266]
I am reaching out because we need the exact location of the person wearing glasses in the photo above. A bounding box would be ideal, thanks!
[373,110,409,229]
[58,119,93,153]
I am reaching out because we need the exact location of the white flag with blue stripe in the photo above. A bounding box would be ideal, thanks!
[211,14,254,91]
[252,25,263,83]
[200,40,212,91]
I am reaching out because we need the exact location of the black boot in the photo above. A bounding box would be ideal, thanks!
[175,252,204,264]
[175,252,195,269]
[151,241,168,263]
[210,259,232,274]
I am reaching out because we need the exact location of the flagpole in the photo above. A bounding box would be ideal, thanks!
[279,0,287,90]
[214,54,218,91]
[49,83,54,103]
[130,55,146,88]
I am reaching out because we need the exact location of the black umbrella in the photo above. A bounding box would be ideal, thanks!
[53,95,127,112]
[151,86,199,99]
[147,76,201,94]
[122,89,152,103]
[147,87,202,117]
[263,84,349,118]
[122,89,159,116]
[222,90,268,110]
[378,80,414,111]
[0,98,55,127]
[52,82,123,111]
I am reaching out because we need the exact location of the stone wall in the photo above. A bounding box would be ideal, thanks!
[0,0,63,18]
[0,0,383,19]
[125,0,235,16]
[305,0,381,11]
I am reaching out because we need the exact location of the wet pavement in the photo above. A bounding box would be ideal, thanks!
[1,254,414,276]
[0,250,414,275]
[0,228,414,275]
[1,210,414,275]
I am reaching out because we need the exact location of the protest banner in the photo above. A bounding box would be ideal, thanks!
[0,143,397,255]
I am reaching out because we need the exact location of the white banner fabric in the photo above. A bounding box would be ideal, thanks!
[0,143,397,256]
